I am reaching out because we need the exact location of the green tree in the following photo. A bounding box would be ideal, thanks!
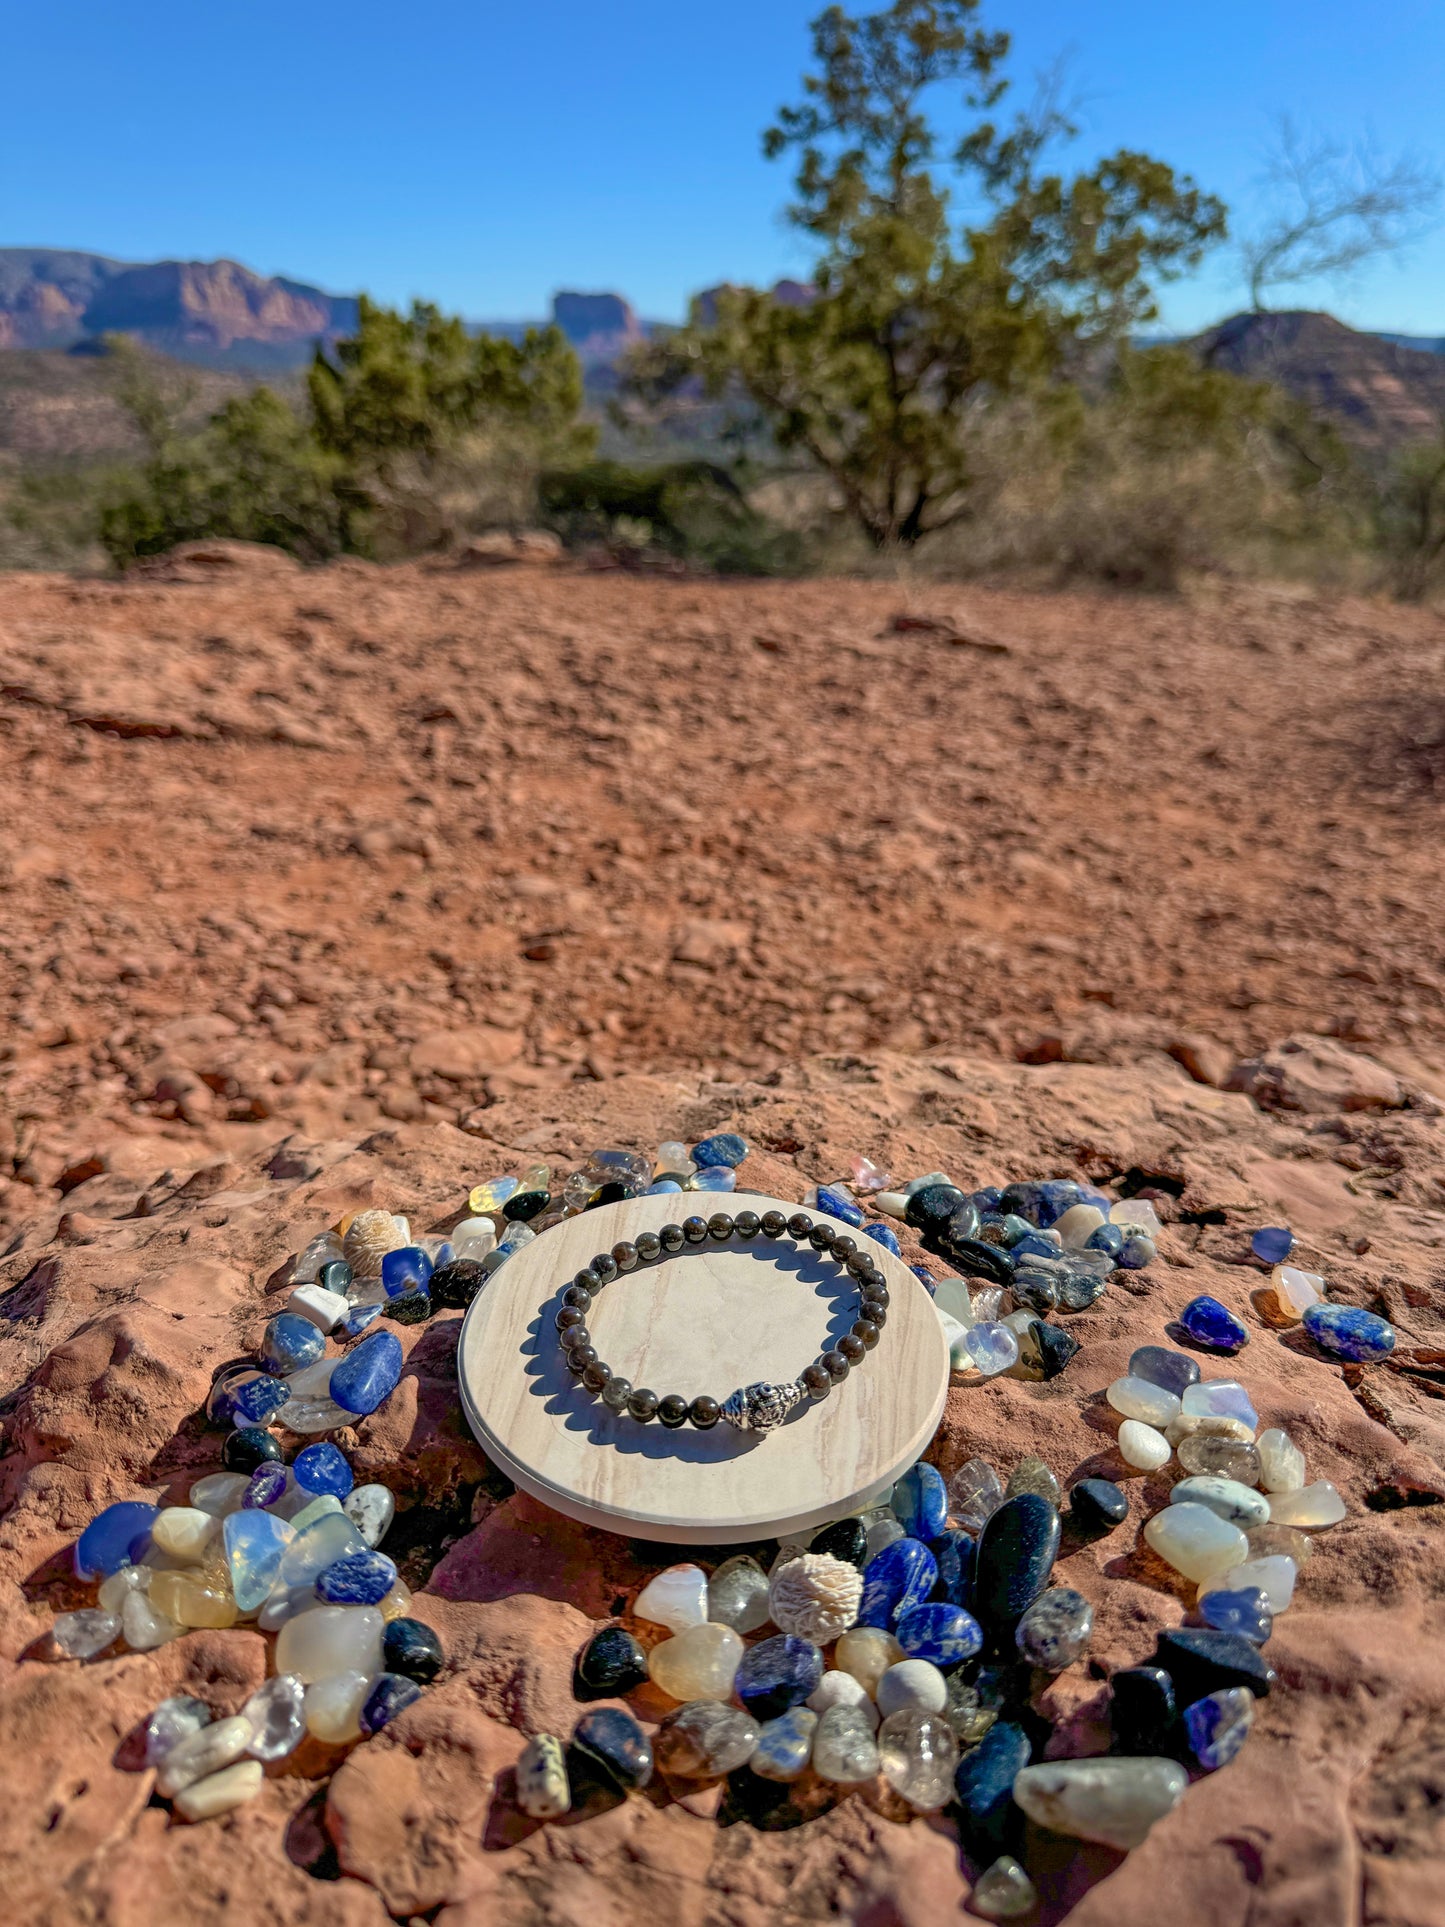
[626,1,1227,549]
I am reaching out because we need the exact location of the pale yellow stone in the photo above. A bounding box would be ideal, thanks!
[1267,1481,1346,1529]
[173,1758,264,1821]
[1271,1265,1324,1320]
[1165,1412,1256,1448]
[1256,1427,1306,1493]
[150,1506,220,1563]
[835,1626,905,1697]
[149,1568,239,1629]
[647,1622,744,1702]
[304,1669,374,1743]
[379,1578,413,1622]
[1143,1502,1249,1582]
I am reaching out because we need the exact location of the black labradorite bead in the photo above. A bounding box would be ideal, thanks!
[562,1284,593,1312]
[582,1360,612,1393]
[734,1210,761,1239]
[575,1625,649,1700]
[612,1240,639,1272]
[787,1213,813,1240]
[659,1222,686,1252]
[602,1376,632,1412]
[800,1362,833,1398]
[707,1212,733,1240]
[846,1251,873,1279]
[760,1209,788,1237]
[832,1234,858,1260]
[592,1252,619,1284]
[388,1289,431,1324]
[223,1426,283,1473]
[657,1393,690,1428]
[683,1215,709,1243]
[567,1345,598,1375]
[635,1230,661,1263]
[837,1333,867,1364]
[504,1188,551,1222]
[862,1303,888,1328]
[852,1318,881,1349]
[810,1515,868,1567]
[808,1221,835,1250]
[383,1616,445,1684]
[556,1305,585,1332]
[575,1266,602,1292]
[628,1387,660,1422]
[430,1259,487,1310]
[689,1395,721,1429]
[821,1348,850,1381]
[561,1323,591,1351]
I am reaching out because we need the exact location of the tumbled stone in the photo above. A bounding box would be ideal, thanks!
[1012,1757,1189,1850]
[74,1501,159,1581]
[146,1696,211,1767]
[750,1706,818,1780]
[1249,1523,1313,1565]
[865,1514,907,1558]
[1128,1345,1200,1397]
[691,1132,748,1168]
[317,1548,398,1606]
[1193,1586,1273,1645]
[241,1673,306,1762]
[1107,1376,1182,1427]
[52,1608,119,1659]
[173,1758,264,1821]
[971,1856,1038,1920]
[328,1330,404,1416]
[1170,1476,1270,1528]
[696,1554,768,1634]
[812,1704,880,1784]
[1030,1320,1081,1380]
[1004,1456,1061,1508]
[279,1511,366,1589]
[243,1464,289,1511]
[222,1428,285,1473]
[288,1282,350,1332]
[1055,1203,1106,1249]
[1179,1296,1250,1351]
[896,1601,982,1667]
[877,1658,948,1717]
[1117,1420,1171,1470]
[189,1472,251,1517]
[156,1715,255,1797]
[892,1462,948,1539]
[1109,1666,1175,1754]
[948,1458,1005,1532]
[515,1733,570,1818]
[304,1669,372,1744]
[1111,1197,1163,1236]
[655,1699,760,1777]
[929,1527,974,1608]
[121,1590,181,1651]
[877,1707,958,1810]
[942,1672,997,1745]
[954,1720,1031,1855]
[1272,1265,1324,1320]
[965,1322,1021,1376]
[574,1625,649,1700]
[343,1483,395,1547]
[260,1313,327,1379]
[1177,1434,1263,1482]
[634,1562,709,1632]
[223,1509,294,1612]
[151,1505,219,1562]
[809,1516,869,1569]
[1267,1481,1347,1528]
[648,1623,744,1702]
[1251,1226,1293,1264]
[1183,1686,1254,1769]
[1256,1427,1306,1493]
[858,1536,938,1629]
[972,1495,1060,1634]
[1210,1554,1296,1611]
[834,1625,904,1697]
[360,1674,422,1734]
[1069,1478,1128,1532]
[293,1441,353,1500]
[275,1603,384,1683]
[1145,1503,1249,1583]
[1181,1379,1259,1429]
[1304,1302,1396,1363]
[734,1633,824,1719]
[1015,1587,1092,1669]
[1151,1627,1275,1701]
[148,1567,238,1629]
[429,1258,489,1309]
[383,1616,444,1683]
[571,1706,654,1790]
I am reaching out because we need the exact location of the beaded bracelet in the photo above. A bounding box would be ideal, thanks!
[555,1209,891,1433]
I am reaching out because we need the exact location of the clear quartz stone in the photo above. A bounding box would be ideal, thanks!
[877,1707,958,1809]
[971,1856,1038,1920]
[655,1700,760,1776]
[98,1565,151,1612]
[242,1673,308,1761]
[943,1672,997,1745]
[146,1696,211,1766]
[1177,1434,1263,1482]
[965,1322,1019,1377]
[634,1563,710,1633]
[1181,1380,1258,1429]
[122,1589,182,1651]
[1110,1199,1162,1236]
[948,1457,1005,1531]
[707,1555,773,1633]
[52,1608,120,1659]
[1006,1456,1061,1506]
[647,1624,744,1702]
[1202,1553,1298,1612]
[1256,1427,1307,1493]
[812,1704,881,1785]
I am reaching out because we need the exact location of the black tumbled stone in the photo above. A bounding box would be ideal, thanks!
[953,1720,1032,1857]
[222,1426,283,1472]
[504,1188,551,1221]
[574,1625,650,1700]
[570,1706,653,1790]
[1152,1627,1276,1702]
[904,1184,968,1232]
[941,1234,1014,1287]
[1109,1665,1176,1754]
[387,1289,432,1324]
[971,1493,1061,1636]
[1030,1319,1080,1379]
[809,1516,869,1568]
[429,1259,488,1310]
[1069,1477,1129,1532]
[383,1616,445,1684]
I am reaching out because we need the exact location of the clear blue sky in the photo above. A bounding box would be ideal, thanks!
[6,0,1443,332]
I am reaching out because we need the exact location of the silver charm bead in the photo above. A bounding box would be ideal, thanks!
[721,1380,803,1434]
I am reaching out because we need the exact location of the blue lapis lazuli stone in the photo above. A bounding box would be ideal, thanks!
[1195,1586,1273,1646]
[259,1313,326,1377]
[909,1266,937,1295]
[208,1369,291,1428]
[892,1462,948,1539]
[816,1185,864,1227]
[1034,1181,1086,1227]
[243,1463,289,1509]
[1087,1223,1126,1259]
[293,1441,354,1499]
[734,1634,824,1720]
[968,1187,1003,1215]
[896,1600,983,1667]
[1118,1234,1156,1271]
[1180,1295,1250,1352]
[858,1536,938,1629]
[1251,1225,1293,1264]
[223,1508,293,1612]
[691,1132,748,1169]
[330,1330,404,1416]
[382,1245,433,1299]
[316,1548,398,1604]
[359,1673,422,1735]
[1183,1689,1253,1770]
[1303,1302,1396,1363]
[864,1221,901,1255]
[344,1302,384,1337]
[74,1501,159,1580]
[929,1529,974,1608]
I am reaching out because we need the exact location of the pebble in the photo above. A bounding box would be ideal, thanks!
[892,1462,948,1539]
[287,1284,351,1332]
[809,1516,869,1569]
[52,1607,120,1659]
[655,1700,760,1776]
[811,1704,881,1784]
[317,1549,398,1606]
[834,1626,905,1696]
[1151,1627,1275,1701]
[1177,1434,1263,1483]
[857,1536,938,1629]
[750,1706,818,1779]
[1108,1666,1175,1754]
[571,1706,654,1790]
[1271,1265,1324,1320]
[360,1674,422,1734]
[517,1734,571,1817]
[1069,1478,1129,1532]
[634,1562,709,1632]
[734,1633,824,1719]
[1267,1480,1347,1528]
[189,1471,252,1516]
[648,1623,744,1702]
[1256,1427,1306,1493]
[260,1313,327,1377]
[1005,1456,1062,1507]
[769,1552,863,1642]
[468,1176,520,1213]
[863,1222,902,1256]
[275,1603,385,1683]
[878,1707,958,1810]
[929,1527,974,1607]
[304,1670,373,1744]
[74,1501,159,1580]
[816,1185,864,1226]
[707,1553,774,1632]
[575,1626,649,1699]
[1250,1522,1313,1565]
[947,1457,1005,1532]
[280,1511,366,1588]
[895,1602,982,1667]
[1212,1554,1297,1611]
[223,1509,294,1611]
[965,1322,1020,1376]
[148,1566,238,1629]
[1303,1303,1396,1363]
[387,1289,431,1324]
[1112,1198,1163,1236]
[1182,1379,1259,1429]
[383,1616,444,1683]
[1029,1321,1081,1380]
[242,1673,307,1762]
[151,1505,220,1561]
[1169,1476,1270,1529]
[1179,1296,1250,1352]
[954,1721,1032,1855]
[1012,1757,1189,1850]
[1015,1587,1093,1669]
[243,1465,289,1510]
[1107,1376,1181,1428]
[146,1696,211,1766]
[173,1759,264,1822]
[876,1657,949,1717]
[1251,1226,1293,1263]
[1144,1503,1249,1583]
[691,1133,748,1168]
[972,1495,1061,1634]
[343,1483,396,1547]
[1183,1686,1255,1769]
[970,1856,1038,1920]
[156,1715,255,1797]
[292,1441,353,1500]
[1128,1344,1200,1397]
[807,1670,878,1727]
[328,1329,404,1416]
[1117,1419,1171,1470]
[1193,1586,1274,1645]
[429,1259,488,1309]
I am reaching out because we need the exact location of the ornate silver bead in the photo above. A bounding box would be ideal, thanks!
[721,1380,802,1434]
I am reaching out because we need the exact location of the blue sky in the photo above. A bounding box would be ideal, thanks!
[6,0,1443,332]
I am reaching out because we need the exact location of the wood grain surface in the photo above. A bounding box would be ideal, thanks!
[457,1192,951,1543]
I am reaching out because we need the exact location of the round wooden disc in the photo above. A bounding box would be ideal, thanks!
[456,1192,950,1544]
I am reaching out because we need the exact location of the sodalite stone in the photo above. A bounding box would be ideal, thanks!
[1087,1223,1125,1259]
[293,1441,353,1499]
[1303,1303,1396,1363]
[690,1133,748,1168]
[74,1501,159,1580]
[223,1509,294,1612]
[734,1634,824,1720]
[971,1494,1061,1634]
[1118,1234,1156,1270]
[954,1720,1032,1856]
[571,1706,654,1789]
[1252,1226,1293,1263]
[344,1303,385,1336]
[816,1185,864,1226]
[1180,1296,1250,1351]
[316,1548,398,1605]
[384,1617,445,1683]
[207,1369,291,1428]
[1195,1586,1274,1646]
[243,1464,289,1509]
[329,1330,404,1416]
[892,1463,948,1539]
[910,1265,938,1293]
[896,1601,983,1667]
[858,1537,938,1629]
[750,1706,817,1780]
[929,1528,974,1607]
[864,1221,902,1255]
[359,1673,422,1734]
[1183,1687,1254,1769]
[260,1313,326,1377]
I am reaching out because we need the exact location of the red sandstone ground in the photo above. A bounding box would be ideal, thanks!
[1,545,1444,1926]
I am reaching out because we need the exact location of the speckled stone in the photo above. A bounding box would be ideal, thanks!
[316,1548,398,1605]
[895,1601,983,1667]
[734,1634,824,1720]
[691,1132,748,1168]
[293,1442,353,1500]
[1005,1456,1062,1507]
[811,1704,880,1785]
[1179,1296,1250,1352]
[1302,1303,1396,1363]
[1015,1587,1092,1670]
[516,1734,571,1818]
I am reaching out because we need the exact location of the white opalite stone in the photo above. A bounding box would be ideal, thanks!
[150,1506,219,1562]
[1144,1503,1249,1582]
[1106,1377,1181,1428]
[1013,1757,1187,1850]
[274,1604,385,1683]
[1169,1476,1270,1528]
[1272,1265,1324,1320]
[278,1512,365,1588]
[1267,1481,1346,1529]
[874,1191,911,1219]
[876,1659,948,1718]
[156,1715,256,1797]
[1117,1420,1171,1470]
[1256,1427,1307,1493]
[808,1670,880,1730]
[634,1563,710,1633]
[1110,1199,1163,1236]
[1205,1554,1297,1611]
[173,1758,265,1821]
[287,1283,351,1332]
[344,1484,396,1548]
[449,1216,499,1259]
[305,1669,375,1743]
[1054,1204,1106,1249]
[258,1584,317,1632]
[189,1472,252,1517]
